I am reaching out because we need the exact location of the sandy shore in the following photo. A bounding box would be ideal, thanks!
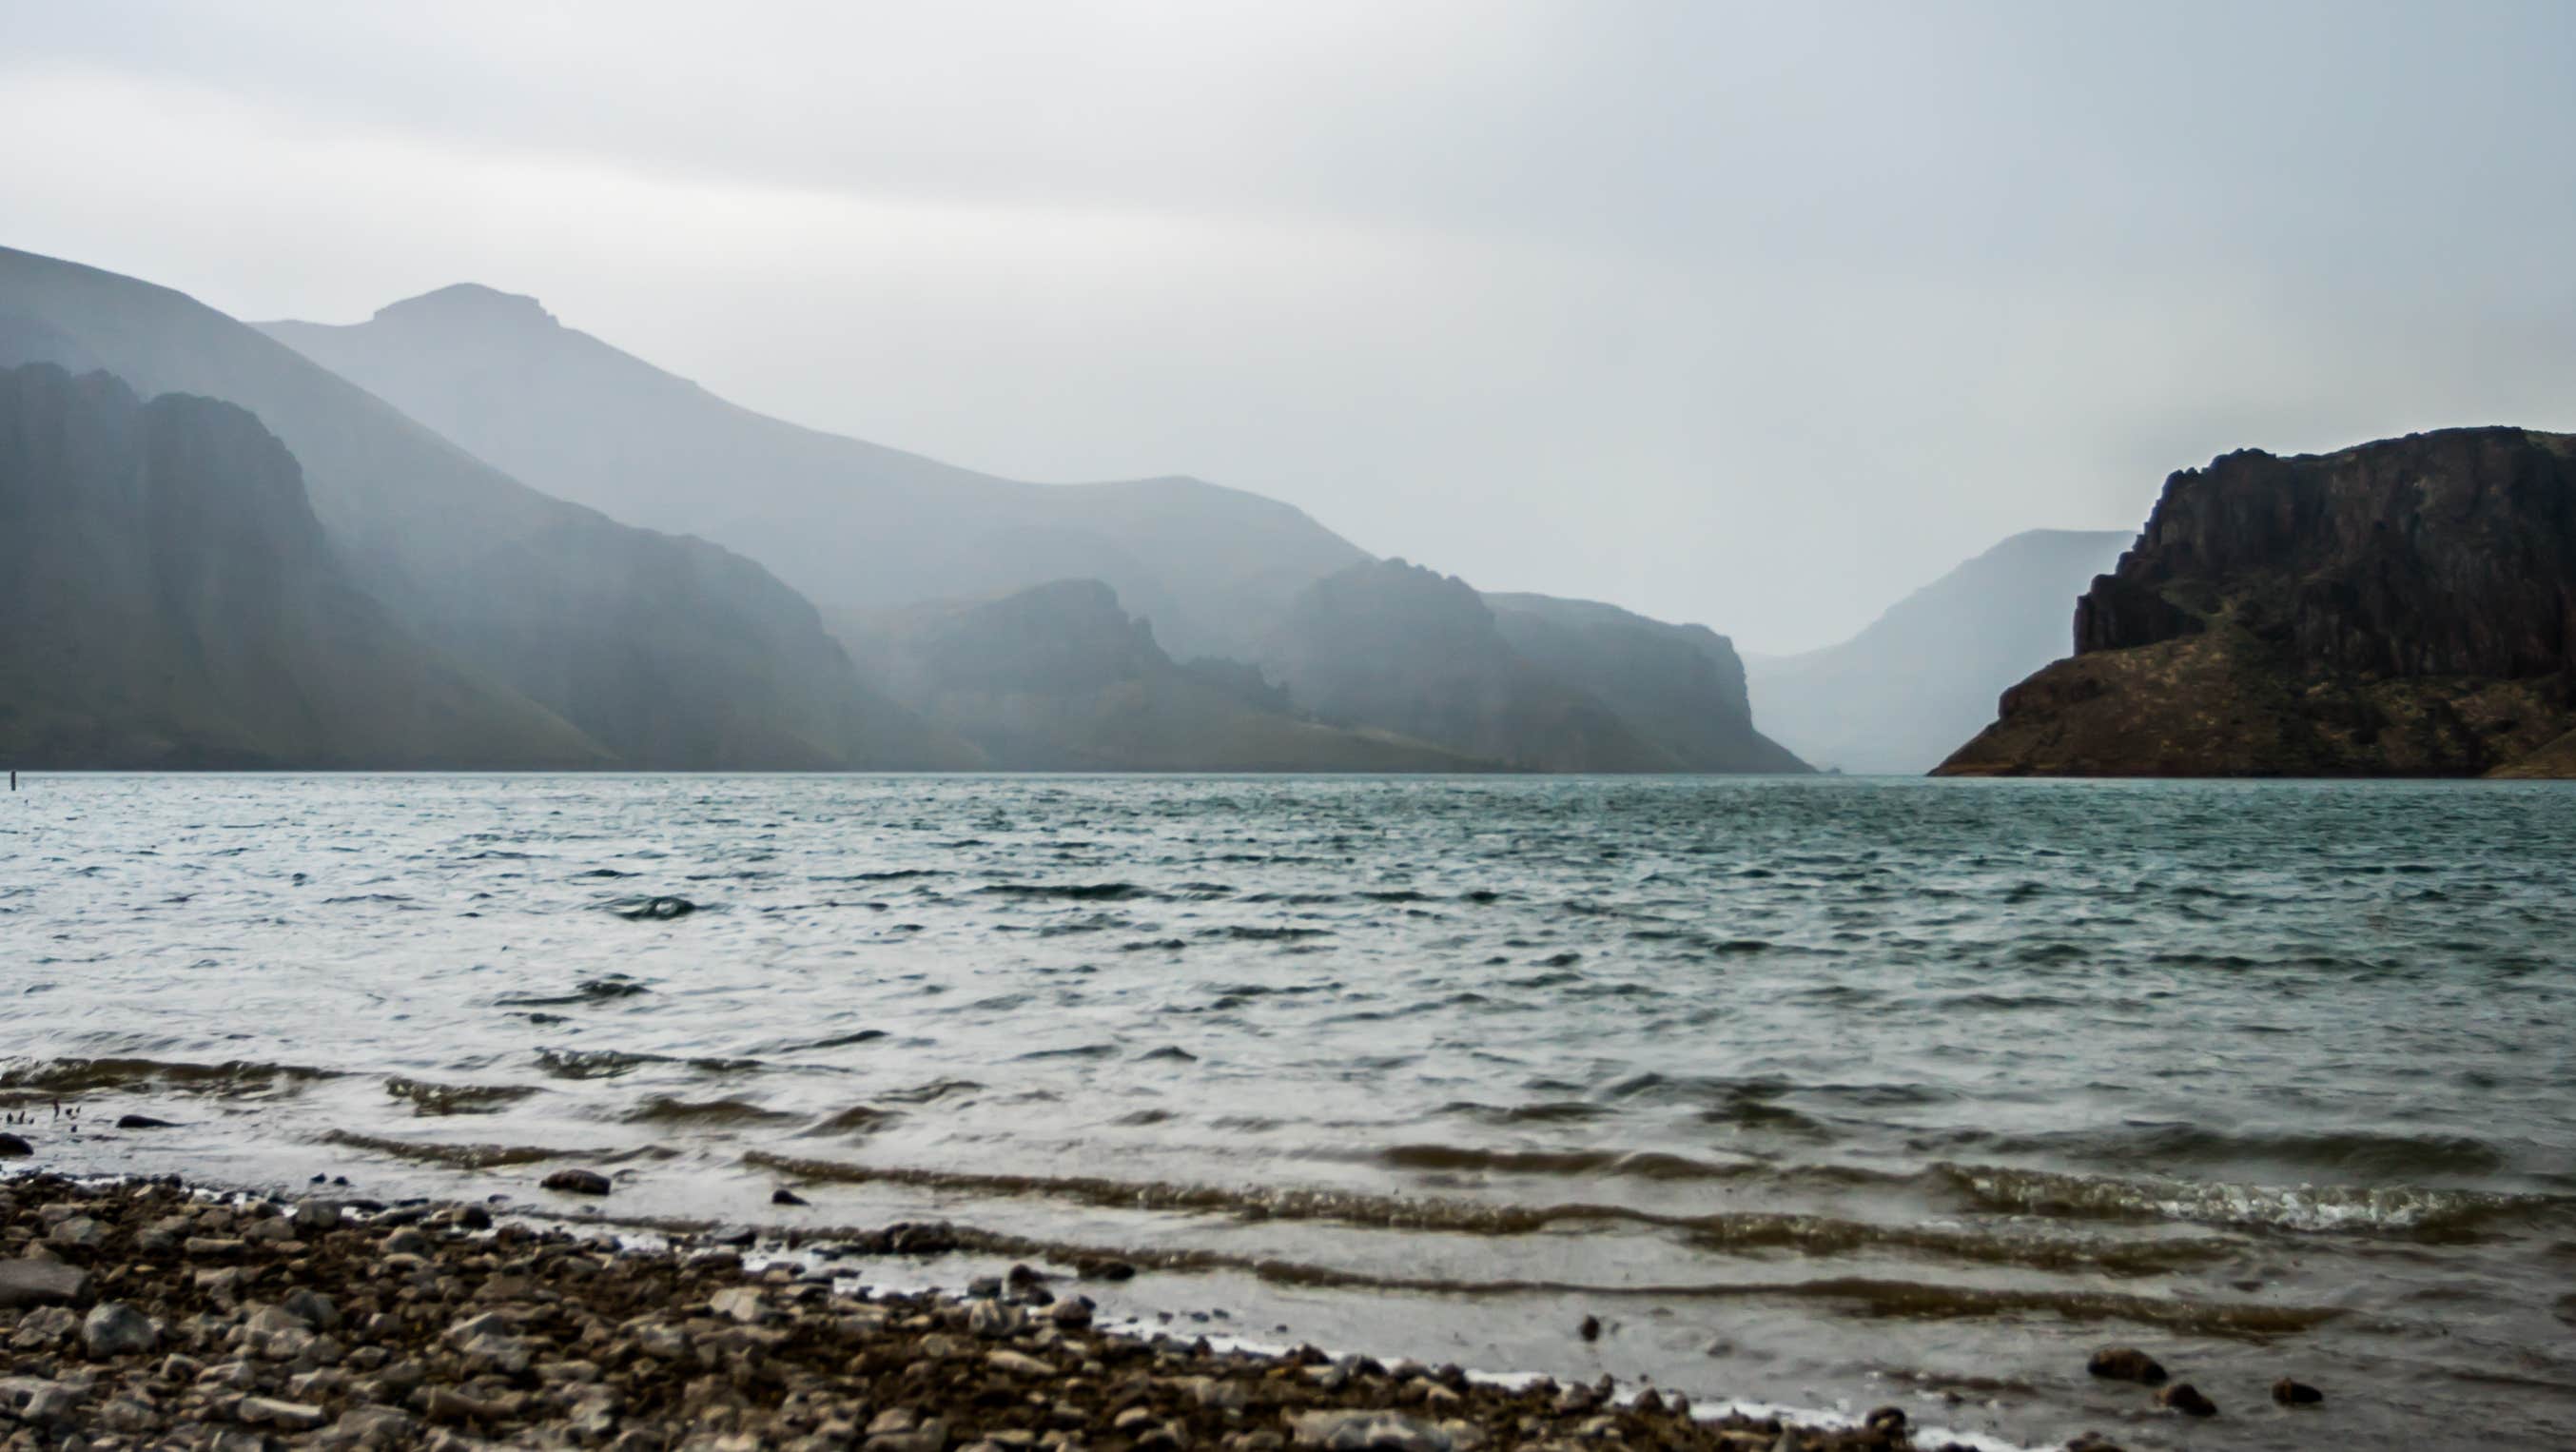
[0,1169,1984,1452]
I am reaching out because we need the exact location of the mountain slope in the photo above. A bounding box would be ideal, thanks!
[839,579,1484,771]
[0,363,603,768]
[0,245,955,769]
[1744,529,2133,774]
[259,286,1369,660]
[1482,593,1807,772]
[1937,430,2576,777]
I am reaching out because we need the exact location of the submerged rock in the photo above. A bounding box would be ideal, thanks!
[541,1167,613,1195]
[2156,1383,2218,1417]
[2085,1346,2167,1384]
[2272,1377,2324,1405]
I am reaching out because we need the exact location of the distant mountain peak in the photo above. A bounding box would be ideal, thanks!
[372,284,556,329]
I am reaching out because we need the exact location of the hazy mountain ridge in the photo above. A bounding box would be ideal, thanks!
[0,363,604,768]
[1939,428,2576,777]
[0,245,957,769]
[1746,529,2135,774]
[835,579,1485,771]
[260,286,1368,662]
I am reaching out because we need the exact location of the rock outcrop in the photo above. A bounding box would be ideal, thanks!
[1938,428,2576,777]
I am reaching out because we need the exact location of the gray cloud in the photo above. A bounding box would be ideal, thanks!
[7,0,2572,648]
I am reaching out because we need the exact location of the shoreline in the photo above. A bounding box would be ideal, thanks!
[0,1168,2020,1452]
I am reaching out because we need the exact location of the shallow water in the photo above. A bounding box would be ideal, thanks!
[7,774,2575,1448]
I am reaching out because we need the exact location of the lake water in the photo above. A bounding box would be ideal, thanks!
[7,775,2574,1448]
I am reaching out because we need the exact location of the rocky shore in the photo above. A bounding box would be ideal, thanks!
[0,1171,1969,1452]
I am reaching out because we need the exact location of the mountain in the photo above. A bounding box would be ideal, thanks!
[0,245,957,769]
[1937,428,2576,777]
[259,286,1369,661]
[1744,529,2134,774]
[1482,593,1808,772]
[1258,559,1803,772]
[838,579,1482,771]
[0,363,602,767]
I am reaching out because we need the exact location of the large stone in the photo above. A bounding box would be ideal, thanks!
[81,1302,158,1359]
[0,1257,90,1308]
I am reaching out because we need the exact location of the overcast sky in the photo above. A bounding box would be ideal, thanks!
[8,1,2573,650]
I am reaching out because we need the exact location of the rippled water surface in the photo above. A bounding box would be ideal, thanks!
[9,775,2576,1448]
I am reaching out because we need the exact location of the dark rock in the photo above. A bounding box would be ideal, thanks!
[2156,1383,2218,1418]
[1075,1255,1137,1281]
[2272,1378,2324,1406]
[1863,1405,1906,1433]
[1577,1314,1601,1343]
[0,1133,29,1156]
[771,1187,810,1207]
[115,1114,179,1129]
[541,1168,613,1196]
[2084,1346,2167,1384]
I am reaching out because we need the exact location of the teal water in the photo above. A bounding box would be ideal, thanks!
[7,775,2575,1448]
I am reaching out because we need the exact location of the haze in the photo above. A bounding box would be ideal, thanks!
[7,0,2573,650]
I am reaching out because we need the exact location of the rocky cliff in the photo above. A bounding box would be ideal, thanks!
[1938,428,2576,777]
[0,364,603,768]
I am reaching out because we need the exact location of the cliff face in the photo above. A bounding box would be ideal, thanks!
[838,579,1482,772]
[0,364,603,768]
[1939,428,2576,777]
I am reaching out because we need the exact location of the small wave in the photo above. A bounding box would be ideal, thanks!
[2,1056,342,1098]
[534,1048,763,1081]
[761,1029,888,1053]
[1437,1099,1607,1125]
[321,1129,578,1169]
[805,1105,902,1136]
[1377,1144,1757,1181]
[496,975,652,1008]
[620,1096,801,1128]
[610,896,697,920]
[384,1077,537,1117]
[1939,1162,2575,1237]
[1200,926,1333,941]
[978,882,1155,902]
[880,1078,984,1105]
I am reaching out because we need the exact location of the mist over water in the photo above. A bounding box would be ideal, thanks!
[9,774,2576,1449]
